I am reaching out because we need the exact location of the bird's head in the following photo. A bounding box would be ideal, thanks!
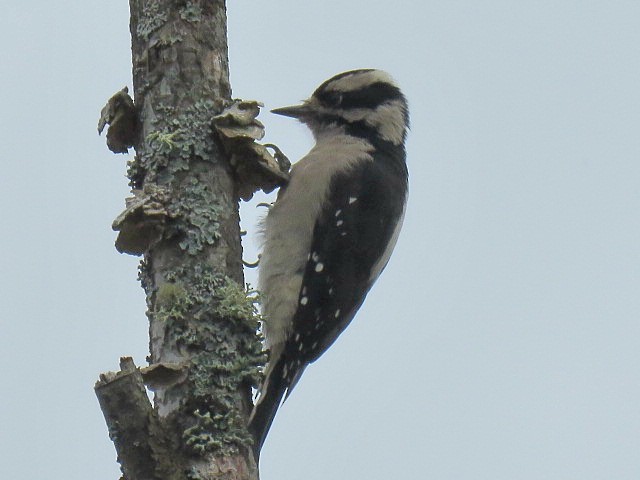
[272,69,409,146]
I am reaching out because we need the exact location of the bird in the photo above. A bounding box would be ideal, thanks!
[248,69,409,456]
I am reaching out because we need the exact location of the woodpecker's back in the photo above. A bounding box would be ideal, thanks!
[250,69,409,456]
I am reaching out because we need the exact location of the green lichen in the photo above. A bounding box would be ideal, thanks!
[137,2,168,40]
[183,409,217,453]
[138,258,152,294]
[125,81,255,454]
[155,283,191,329]
[126,98,223,252]
[156,282,186,305]
[167,99,218,164]
[183,404,250,455]
[216,281,261,323]
[180,1,203,23]
[166,178,223,255]
[128,98,218,188]
[133,126,185,185]
[186,467,202,480]
[155,267,265,454]
[160,266,263,350]
[126,158,144,189]
[148,130,181,151]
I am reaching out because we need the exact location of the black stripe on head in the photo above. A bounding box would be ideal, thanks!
[313,70,405,111]
[314,69,376,95]
[338,82,404,109]
[307,69,409,145]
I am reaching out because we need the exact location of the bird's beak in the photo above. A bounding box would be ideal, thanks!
[271,103,314,119]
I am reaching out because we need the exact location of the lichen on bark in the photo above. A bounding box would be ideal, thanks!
[130,0,261,462]
[97,1,263,478]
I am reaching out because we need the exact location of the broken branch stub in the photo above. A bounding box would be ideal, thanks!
[94,357,183,480]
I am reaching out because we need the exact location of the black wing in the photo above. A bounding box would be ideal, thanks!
[249,157,407,457]
[281,157,407,389]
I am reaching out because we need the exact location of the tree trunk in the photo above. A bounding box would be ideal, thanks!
[95,1,263,479]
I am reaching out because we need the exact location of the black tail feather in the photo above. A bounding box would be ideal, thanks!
[248,354,288,460]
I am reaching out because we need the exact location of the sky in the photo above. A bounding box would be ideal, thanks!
[1,1,640,479]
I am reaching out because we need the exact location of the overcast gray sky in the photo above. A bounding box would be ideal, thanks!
[1,1,639,479]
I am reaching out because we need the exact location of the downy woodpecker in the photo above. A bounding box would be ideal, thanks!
[249,69,409,454]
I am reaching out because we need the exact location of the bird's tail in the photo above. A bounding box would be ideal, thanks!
[248,353,289,460]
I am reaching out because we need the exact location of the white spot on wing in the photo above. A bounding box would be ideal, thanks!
[336,220,344,226]
[315,262,324,272]
[348,197,357,204]
[334,309,340,318]
[300,296,308,305]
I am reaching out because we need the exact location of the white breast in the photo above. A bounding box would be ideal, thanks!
[258,132,374,351]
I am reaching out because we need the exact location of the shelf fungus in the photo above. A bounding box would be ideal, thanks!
[112,184,170,255]
[98,87,139,154]
[213,99,290,201]
[140,362,189,391]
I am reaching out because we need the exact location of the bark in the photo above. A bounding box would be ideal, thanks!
[96,1,263,479]
[96,358,183,480]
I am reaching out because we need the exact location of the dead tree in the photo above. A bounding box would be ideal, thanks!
[95,1,288,479]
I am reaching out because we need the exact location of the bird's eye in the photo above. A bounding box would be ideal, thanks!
[323,91,342,107]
